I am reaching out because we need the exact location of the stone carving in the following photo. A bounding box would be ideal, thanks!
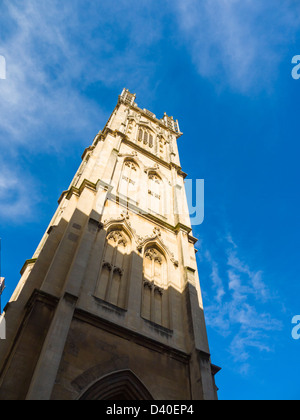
[102,262,113,271]
[145,248,162,264]
[143,279,153,290]
[103,211,130,226]
[124,161,137,171]
[143,280,163,295]
[144,164,159,174]
[154,285,164,296]
[107,231,127,247]
[104,214,178,267]
[137,227,178,267]
[118,151,138,158]
[113,267,124,276]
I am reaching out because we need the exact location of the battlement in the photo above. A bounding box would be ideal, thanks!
[119,88,181,136]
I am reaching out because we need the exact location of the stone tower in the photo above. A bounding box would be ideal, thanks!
[0,89,220,400]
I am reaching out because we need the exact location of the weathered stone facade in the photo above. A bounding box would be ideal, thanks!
[0,89,219,400]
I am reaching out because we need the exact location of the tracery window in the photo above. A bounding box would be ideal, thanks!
[96,229,131,309]
[148,173,162,215]
[141,247,169,328]
[119,160,139,203]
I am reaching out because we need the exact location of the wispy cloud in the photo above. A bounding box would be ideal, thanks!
[0,161,39,221]
[202,234,283,373]
[227,250,269,302]
[0,0,167,219]
[173,0,300,93]
[0,1,105,147]
[205,250,225,304]
[0,1,167,146]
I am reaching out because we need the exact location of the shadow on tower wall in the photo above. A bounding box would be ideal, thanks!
[0,207,219,400]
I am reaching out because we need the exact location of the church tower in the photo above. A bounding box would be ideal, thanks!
[0,89,220,400]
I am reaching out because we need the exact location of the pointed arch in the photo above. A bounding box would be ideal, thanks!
[106,222,134,244]
[137,124,155,149]
[144,165,164,180]
[118,158,140,204]
[147,172,163,215]
[137,123,156,136]
[103,213,140,248]
[95,227,132,309]
[143,244,167,288]
[79,370,153,400]
[141,243,170,328]
[137,230,178,268]
[118,153,145,173]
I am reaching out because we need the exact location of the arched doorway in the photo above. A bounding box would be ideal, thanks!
[79,370,153,400]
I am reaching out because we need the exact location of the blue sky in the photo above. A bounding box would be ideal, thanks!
[0,0,300,400]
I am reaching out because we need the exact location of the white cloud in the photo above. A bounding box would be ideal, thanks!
[0,0,168,148]
[0,1,105,147]
[173,0,300,93]
[205,250,225,303]
[0,0,165,218]
[203,233,283,373]
[0,162,39,221]
[227,250,269,301]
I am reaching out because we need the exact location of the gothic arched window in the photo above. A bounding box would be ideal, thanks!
[149,134,153,148]
[148,173,162,215]
[96,229,131,309]
[137,127,154,149]
[79,370,153,400]
[119,160,139,203]
[143,131,148,145]
[141,247,169,327]
[138,128,143,142]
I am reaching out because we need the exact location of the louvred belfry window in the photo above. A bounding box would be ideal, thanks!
[144,131,148,145]
[138,129,143,141]
[137,127,154,149]
[149,134,153,148]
